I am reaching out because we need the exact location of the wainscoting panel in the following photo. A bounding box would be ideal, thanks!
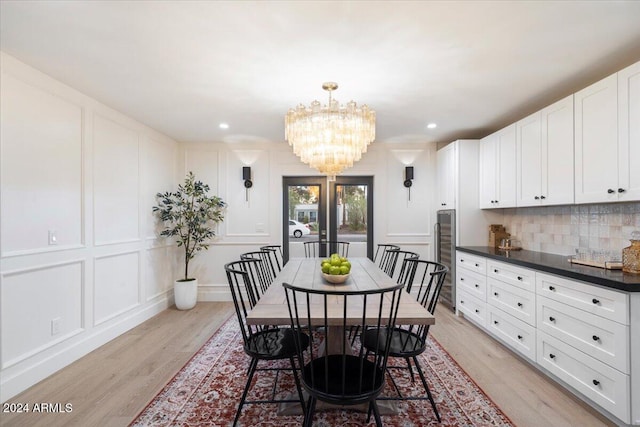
[93,251,141,326]
[0,72,83,255]
[1,261,84,368]
[93,114,140,246]
[145,245,175,301]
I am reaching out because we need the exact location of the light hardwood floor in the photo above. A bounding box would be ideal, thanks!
[1,302,614,427]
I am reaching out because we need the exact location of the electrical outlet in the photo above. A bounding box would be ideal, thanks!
[51,318,61,335]
[48,230,58,245]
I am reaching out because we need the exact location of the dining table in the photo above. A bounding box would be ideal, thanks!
[246,257,436,416]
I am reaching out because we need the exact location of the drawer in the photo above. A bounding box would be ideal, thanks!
[537,296,629,373]
[457,268,486,301]
[537,331,630,423]
[488,278,536,327]
[487,305,536,362]
[536,272,629,325]
[487,260,535,292]
[457,290,486,329]
[456,251,486,275]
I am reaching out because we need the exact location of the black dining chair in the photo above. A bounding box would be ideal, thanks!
[303,240,349,258]
[240,250,276,291]
[360,258,448,422]
[383,249,419,282]
[284,281,404,427]
[374,244,401,271]
[225,259,309,426]
[260,244,285,273]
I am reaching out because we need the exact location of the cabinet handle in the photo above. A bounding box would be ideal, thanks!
[494,269,499,273]
[474,284,479,288]
[618,188,625,193]
[475,309,479,313]
[460,259,464,262]
[540,195,546,200]
[475,263,479,267]
[461,300,464,304]
[517,276,523,281]
[549,286,555,291]
[607,189,615,194]
[592,335,600,342]
[517,302,523,307]
[549,353,556,359]
[549,316,556,322]
[494,320,499,325]
[494,292,499,297]
[460,277,464,281]
[592,379,600,386]
[534,196,540,200]
[592,298,600,305]
[517,335,523,340]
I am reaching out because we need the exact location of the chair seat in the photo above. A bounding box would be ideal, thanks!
[302,355,385,405]
[244,328,309,360]
[362,327,426,358]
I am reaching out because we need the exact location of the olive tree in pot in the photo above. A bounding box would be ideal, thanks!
[153,171,226,310]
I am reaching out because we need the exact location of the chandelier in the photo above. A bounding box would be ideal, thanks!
[285,82,375,179]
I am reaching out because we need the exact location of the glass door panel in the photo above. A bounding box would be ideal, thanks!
[283,177,326,262]
[330,177,373,259]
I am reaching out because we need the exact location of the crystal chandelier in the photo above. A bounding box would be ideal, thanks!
[285,82,375,179]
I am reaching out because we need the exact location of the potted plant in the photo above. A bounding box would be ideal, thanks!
[153,171,226,310]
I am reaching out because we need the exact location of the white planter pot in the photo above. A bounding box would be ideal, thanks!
[174,278,198,310]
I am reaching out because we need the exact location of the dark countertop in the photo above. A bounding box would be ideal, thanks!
[456,246,640,292]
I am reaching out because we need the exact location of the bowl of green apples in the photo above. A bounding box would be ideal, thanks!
[321,253,351,284]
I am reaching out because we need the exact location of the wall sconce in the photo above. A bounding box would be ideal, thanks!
[243,166,253,188]
[404,166,414,201]
[243,166,252,202]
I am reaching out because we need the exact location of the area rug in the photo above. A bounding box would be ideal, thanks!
[130,316,513,426]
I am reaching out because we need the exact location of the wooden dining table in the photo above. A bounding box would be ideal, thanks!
[246,257,436,328]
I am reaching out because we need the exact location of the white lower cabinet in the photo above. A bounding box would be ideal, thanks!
[455,251,635,425]
[488,305,536,362]
[538,331,630,423]
[457,290,486,328]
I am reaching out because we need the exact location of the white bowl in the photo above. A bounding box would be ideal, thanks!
[322,273,350,284]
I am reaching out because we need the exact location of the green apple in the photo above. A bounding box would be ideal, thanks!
[329,266,341,275]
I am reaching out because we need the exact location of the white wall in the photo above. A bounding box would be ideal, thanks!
[178,140,437,301]
[0,53,179,401]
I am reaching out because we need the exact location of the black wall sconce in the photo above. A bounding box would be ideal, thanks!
[404,166,414,201]
[243,166,253,188]
[243,166,252,202]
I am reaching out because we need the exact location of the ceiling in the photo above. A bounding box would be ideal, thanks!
[2,1,640,146]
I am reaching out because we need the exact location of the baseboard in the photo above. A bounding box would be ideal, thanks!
[0,298,170,402]
[198,283,233,302]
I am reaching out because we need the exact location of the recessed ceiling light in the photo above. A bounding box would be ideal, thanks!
[219,123,229,129]
[427,123,437,129]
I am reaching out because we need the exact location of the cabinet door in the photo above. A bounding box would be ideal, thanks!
[479,134,497,209]
[575,73,618,203]
[496,124,517,207]
[618,61,640,201]
[437,143,456,209]
[517,112,542,207]
[542,95,575,205]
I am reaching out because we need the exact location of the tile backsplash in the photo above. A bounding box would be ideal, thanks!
[502,202,640,257]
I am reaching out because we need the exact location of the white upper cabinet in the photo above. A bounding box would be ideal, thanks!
[618,61,640,202]
[575,61,640,204]
[436,142,456,209]
[480,124,516,209]
[517,95,574,207]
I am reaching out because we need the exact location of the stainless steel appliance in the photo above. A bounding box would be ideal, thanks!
[435,209,456,310]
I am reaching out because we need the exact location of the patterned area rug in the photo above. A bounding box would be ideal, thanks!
[130,316,513,426]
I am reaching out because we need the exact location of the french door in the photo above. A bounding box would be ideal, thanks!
[283,176,373,262]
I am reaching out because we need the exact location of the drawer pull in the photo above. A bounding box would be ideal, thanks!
[460,300,464,304]
[534,196,540,200]
[460,278,464,281]
[607,189,615,194]
[592,335,600,342]
[460,259,464,262]
[517,302,523,307]
[494,269,498,273]
[494,292,499,297]
[475,263,479,267]
[592,298,600,305]
[618,188,626,193]
[475,309,479,313]
[549,353,556,359]
[540,195,546,200]
[517,335,523,340]
[517,276,523,281]
[549,316,556,322]
[494,320,499,325]
[592,379,600,386]
[474,284,479,288]
[549,286,555,291]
